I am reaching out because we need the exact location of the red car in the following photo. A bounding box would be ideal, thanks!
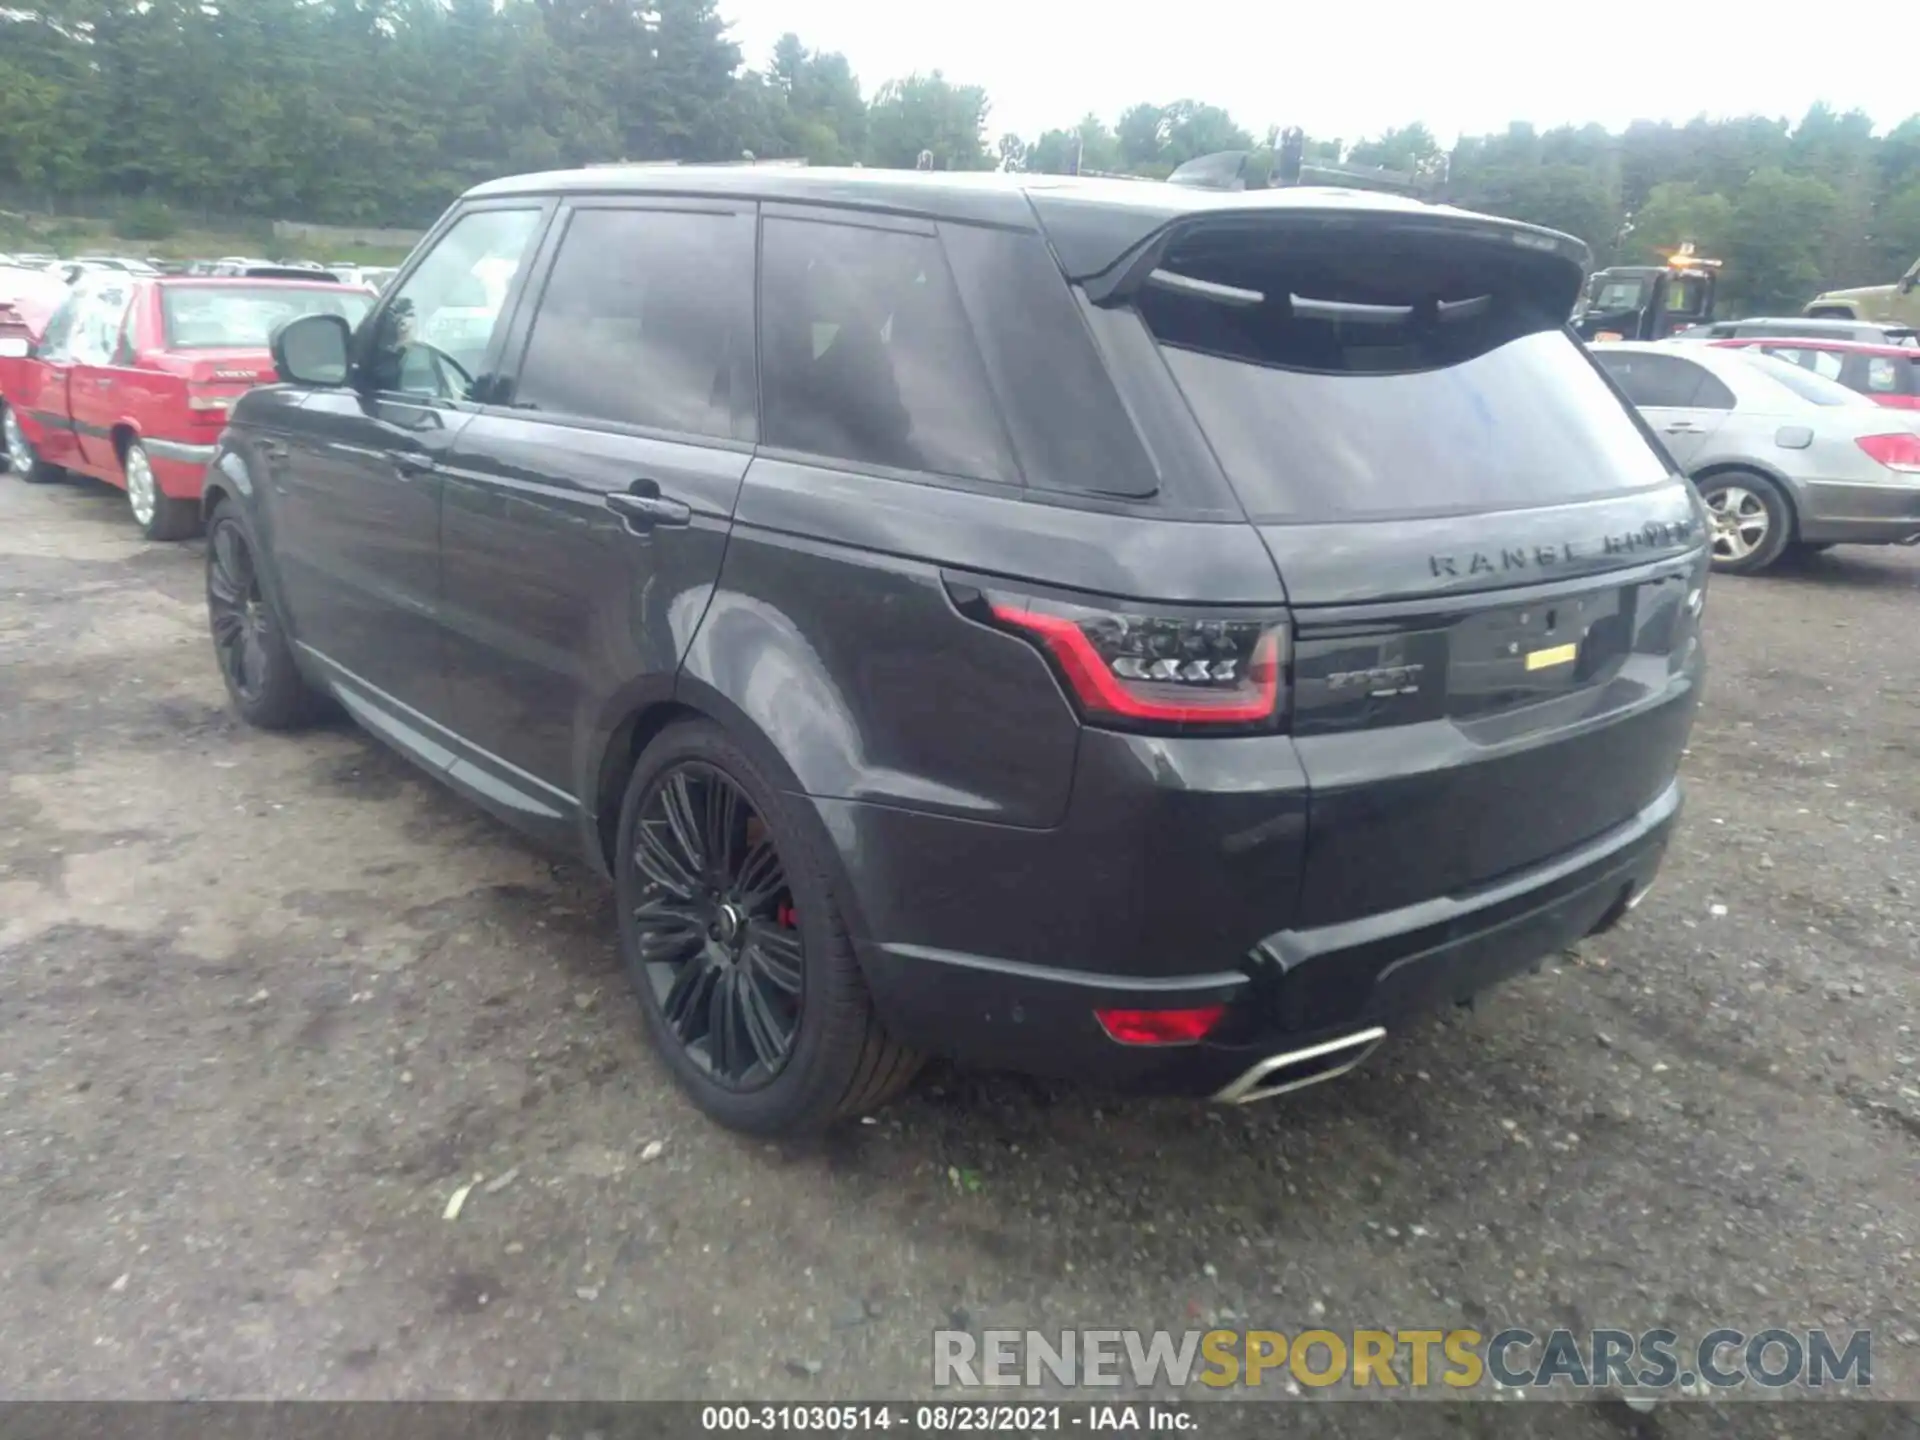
[1708,336,1920,411]
[2,272,373,538]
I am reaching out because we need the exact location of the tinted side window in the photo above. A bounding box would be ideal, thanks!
[510,207,753,441]
[1692,371,1736,409]
[760,217,1016,484]
[939,221,1158,499]
[1594,352,1707,408]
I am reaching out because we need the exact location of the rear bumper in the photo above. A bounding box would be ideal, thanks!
[854,779,1680,1096]
[1795,479,1920,544]
[144,438,216,498]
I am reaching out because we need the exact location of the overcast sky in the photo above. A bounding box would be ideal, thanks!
[721,0,1912,146]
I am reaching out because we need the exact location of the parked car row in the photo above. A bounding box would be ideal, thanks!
[0,265,374,537]
[0,250,400,291]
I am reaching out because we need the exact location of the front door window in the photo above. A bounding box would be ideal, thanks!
[362,208,543,402]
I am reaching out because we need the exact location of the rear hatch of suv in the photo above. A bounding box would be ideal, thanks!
[1128,205,1708,926]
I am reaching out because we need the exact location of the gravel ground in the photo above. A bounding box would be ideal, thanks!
[1,474,1915,1420]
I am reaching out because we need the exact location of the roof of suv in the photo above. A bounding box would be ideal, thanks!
[463,165,1588,280]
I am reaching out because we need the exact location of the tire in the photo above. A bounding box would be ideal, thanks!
[125,439,199,541]
[205,498,326,730]
[1695,470,1793,574]
[614,719,921,1135]
[3,401,64,484]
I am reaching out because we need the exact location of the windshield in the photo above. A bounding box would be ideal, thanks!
[162,285,373,349]
[1737,352,1869,407]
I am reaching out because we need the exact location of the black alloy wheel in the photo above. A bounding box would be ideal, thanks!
[208,518,271,704]
[629,762,806,1090]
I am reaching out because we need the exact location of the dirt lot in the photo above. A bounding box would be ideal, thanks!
[2,473,1916,1414]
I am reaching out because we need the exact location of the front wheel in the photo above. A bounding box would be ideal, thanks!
[614,720,920,1135]
[3,402,63,484]
[1697,471,1792,574]
[125,440,199,541]
[205,499,326,729]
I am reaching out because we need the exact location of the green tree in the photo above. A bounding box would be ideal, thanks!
[1348,123,1445,181]
[1623,182,1734,262]
[1115,103,1166,170]
[865,72,991,170]
[1720,168,1841,314]
[1458,164,1618,255]
[1025,115,1119,175]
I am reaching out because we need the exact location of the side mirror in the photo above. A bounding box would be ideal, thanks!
[271,313,352,387]
[1900,273,1918,295]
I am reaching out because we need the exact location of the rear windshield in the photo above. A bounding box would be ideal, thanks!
[162,286,372,350]
[1739,353,1867,407]
[1137,222,1672,519]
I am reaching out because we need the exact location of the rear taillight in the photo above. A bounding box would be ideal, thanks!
[954,584,1290,732]
[186,389,232,422]
[1856,432,1920,473]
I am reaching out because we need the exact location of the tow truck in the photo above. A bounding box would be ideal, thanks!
[1572,243,1722,342]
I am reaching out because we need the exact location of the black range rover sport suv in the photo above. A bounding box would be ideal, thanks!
[203,165,1707,1135]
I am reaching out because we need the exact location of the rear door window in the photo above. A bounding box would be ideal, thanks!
[759,216,1016,485]
[1861,356,1915,396]
[1593,352,1712,408]
[67,278,134,367]
[1136,222,1670,519]
[1743,354,1866,407]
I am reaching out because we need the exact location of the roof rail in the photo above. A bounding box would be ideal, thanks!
[1165,134,1429,197]
[584,155,809,169]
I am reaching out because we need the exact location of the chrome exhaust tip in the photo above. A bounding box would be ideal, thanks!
[1213,1026,1387,1105]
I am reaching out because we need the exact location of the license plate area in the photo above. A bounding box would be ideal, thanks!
[1448,584,1633,718]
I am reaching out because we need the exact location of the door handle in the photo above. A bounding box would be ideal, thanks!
[605,489,692,530]
[92,378,113,387]
[394,456,434,479]
[1662,422,1697,434]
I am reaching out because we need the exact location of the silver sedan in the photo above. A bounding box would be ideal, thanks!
[1591,340,1920,573]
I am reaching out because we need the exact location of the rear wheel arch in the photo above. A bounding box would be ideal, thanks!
[591,698,703,873]
[591,681,872,944]
[200,477,235,521]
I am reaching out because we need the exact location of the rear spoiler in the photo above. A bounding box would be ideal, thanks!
[1079,203,1590,308]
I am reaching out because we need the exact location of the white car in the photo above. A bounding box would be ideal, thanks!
[1592,342,1920,572]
